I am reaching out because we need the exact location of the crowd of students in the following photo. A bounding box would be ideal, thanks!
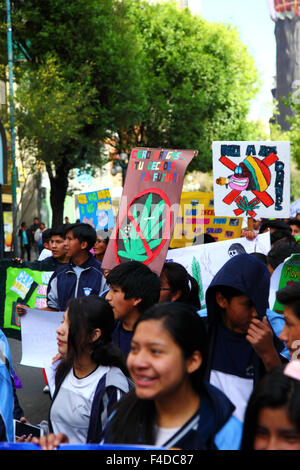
[1,216,300,450]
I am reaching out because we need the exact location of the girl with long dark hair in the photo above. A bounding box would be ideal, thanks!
[101,302,241,449]
[36,302,241,450]
[45,295,131,444]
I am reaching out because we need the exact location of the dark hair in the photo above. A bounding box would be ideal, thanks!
[106,302,208,444]
[55,295,128,387]
[96,229,111,245]
[64,222,97,251]
[50,225,66,239]
[42,228,52,245]
[288,219,300,230]
[259,219,292,234]
[193,233,216,245]
[161,262,200,309]
[215,285,245,302]
[106,261,160,313]
[241,365,300,450]
[267,243,300,271]
[276,282,300,319]
[271,230,295,246]
[204,233,216,244]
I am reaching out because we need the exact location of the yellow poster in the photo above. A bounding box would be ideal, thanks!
[170,192,243,248]
[3,211,13,252]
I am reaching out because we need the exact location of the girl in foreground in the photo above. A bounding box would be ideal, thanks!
[35,295,131,445]
[241,362,300,450]
[36,302,241,449]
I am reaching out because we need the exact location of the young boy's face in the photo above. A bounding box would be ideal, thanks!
[106,284,141,322]
[64,230,87,258]
[50,235,67,260]
[280,305,300,359]
[216,292,258,334]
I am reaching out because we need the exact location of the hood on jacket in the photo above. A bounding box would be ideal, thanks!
[205,254,270,326]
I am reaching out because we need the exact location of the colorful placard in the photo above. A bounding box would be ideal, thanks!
[166,232,271,310]
[213,141,290,219]
[3,212,13,252]
[102,148,197,274]
[269,254,300,314]
[76,188,114,230]
[0,261,55,338]
[170,191,243,248]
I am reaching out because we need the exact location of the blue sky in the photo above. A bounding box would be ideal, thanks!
[200,0,276,126]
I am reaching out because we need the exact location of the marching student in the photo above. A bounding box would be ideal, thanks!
[34,295,132,445]
[241,362,300,450]
[204,254,285,423]
[36,302,242,450]
[159,261,201,310]
[105,261,161,360]
[46,223,104,311]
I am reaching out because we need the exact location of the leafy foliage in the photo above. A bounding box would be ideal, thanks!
[0,0,263,224]
[126,1,261,172]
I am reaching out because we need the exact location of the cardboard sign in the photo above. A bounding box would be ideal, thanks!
[0,262,55,338]
[166,232,271,310]
[102,148,197,274]
[20,309,64,368]
[269,254,300,314]
[170,191,243,248]
[76,188,114,230]
[213,141,290,219]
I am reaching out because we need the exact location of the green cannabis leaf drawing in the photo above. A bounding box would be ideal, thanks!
[117,193,166,262]
[191,256,204,307]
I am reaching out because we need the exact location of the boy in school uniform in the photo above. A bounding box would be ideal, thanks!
[105,261,161,359]
[15,225,70,318]
[204,253,286,423]
[46,223,104,311]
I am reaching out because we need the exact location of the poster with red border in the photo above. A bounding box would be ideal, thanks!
[102,147,197,274]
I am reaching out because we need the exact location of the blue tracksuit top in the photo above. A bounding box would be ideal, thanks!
[47,254,104,311]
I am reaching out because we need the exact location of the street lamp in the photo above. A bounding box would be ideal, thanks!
[111,152,128,186]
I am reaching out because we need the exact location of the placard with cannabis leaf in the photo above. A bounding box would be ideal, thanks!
[102,147,197,274]
[115,189,171,264]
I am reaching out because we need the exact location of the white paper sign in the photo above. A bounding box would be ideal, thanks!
[166,232,271,309]
[20,309,64,368]
[212,141,290,219]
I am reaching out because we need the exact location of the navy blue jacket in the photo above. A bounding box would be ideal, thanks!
[204,253,285,385]
[47,254,104,311]
[101,381,242,450]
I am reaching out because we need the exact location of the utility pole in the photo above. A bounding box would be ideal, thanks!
[6,0,18,256]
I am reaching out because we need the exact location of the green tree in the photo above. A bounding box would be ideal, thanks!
[124,1,261,172]
[0,0,146,226]
[277,97,300,202]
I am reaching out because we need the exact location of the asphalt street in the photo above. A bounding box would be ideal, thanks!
[8,337,52,426]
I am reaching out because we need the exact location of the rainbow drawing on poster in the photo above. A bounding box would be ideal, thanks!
[212,141,290,219]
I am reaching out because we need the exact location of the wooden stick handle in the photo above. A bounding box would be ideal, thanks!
[247,217,254,232]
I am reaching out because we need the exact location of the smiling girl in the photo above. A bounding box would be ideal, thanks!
[101,302,242,449]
